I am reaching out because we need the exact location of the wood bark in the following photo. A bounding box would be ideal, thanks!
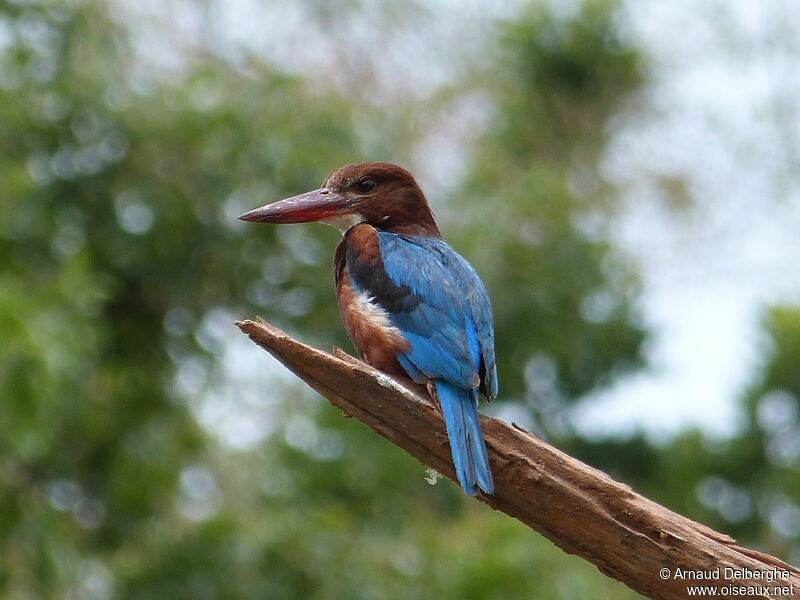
[236,317,799,600]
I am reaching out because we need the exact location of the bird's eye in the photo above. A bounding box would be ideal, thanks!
[357,179,376,193]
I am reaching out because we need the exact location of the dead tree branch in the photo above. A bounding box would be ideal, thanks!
[236,318,799,600]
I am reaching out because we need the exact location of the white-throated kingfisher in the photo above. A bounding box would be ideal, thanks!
[240,162,496,495]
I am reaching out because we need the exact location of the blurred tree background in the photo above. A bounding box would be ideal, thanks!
[0,0,797,598]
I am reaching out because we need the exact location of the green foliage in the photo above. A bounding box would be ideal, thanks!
[574,306,800,563]
[454,0,645,419]
[703,307,800,559]
[0,2,362,595]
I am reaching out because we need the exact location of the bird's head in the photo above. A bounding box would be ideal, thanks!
[239,162,441,238]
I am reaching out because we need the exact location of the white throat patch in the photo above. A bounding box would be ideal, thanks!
[321,213,364,234]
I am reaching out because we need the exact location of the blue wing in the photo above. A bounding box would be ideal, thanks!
[346,232,497,398]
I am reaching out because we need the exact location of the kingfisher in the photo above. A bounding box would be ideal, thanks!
[239,162,497,495]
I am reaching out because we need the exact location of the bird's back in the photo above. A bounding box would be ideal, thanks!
[334,223,497,399]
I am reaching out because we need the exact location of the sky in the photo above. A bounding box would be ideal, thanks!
[573,0,800,440]
[117,0,800,443]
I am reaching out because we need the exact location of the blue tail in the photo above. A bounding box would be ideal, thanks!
[434,380,494,495]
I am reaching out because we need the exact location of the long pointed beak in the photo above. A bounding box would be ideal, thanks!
[238,188,352,224]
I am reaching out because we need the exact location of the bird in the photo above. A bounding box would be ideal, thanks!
[239,162,497,496]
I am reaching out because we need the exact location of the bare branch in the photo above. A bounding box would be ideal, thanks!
[236,318,799,600]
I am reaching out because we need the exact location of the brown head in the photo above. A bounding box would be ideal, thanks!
[239,162,441,238]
